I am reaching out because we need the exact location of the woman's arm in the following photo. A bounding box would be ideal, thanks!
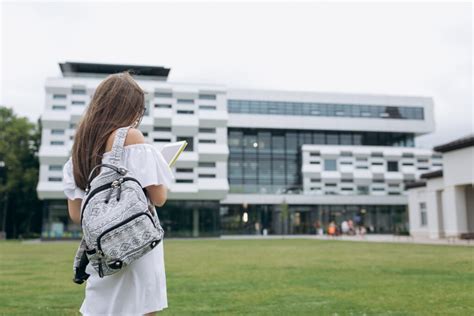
[67,199,82,224]
[145,185,168,207]
[120,128,169,207]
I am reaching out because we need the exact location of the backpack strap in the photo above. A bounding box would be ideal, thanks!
[109,126,131,166]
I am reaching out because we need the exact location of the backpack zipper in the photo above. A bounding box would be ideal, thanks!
[80,177,142,225]
[96,211,157,254]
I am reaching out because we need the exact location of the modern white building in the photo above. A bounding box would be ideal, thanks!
[37,62,442,238]
[407,135,474,239]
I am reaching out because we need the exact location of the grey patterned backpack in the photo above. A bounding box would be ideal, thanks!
[72,126,164,282]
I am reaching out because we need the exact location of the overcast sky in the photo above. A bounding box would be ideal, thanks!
[1,1,472,148]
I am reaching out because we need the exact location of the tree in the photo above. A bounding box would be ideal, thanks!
[0,106,42,239]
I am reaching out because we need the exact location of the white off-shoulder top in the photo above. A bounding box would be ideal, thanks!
[62,143,174,316]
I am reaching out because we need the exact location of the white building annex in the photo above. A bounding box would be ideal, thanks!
[407,135,474,239]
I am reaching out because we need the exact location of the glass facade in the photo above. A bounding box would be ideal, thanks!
[228,128,414,194]
[228,99,424,120]
[42,201,406,239]
[220,204,408,235]
[157,200,220,237]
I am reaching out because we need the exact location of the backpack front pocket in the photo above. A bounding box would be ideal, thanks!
[97,212,160,259]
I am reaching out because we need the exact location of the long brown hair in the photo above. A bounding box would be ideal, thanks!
[72,72,145,190]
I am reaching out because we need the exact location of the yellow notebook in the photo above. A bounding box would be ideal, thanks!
[160,141,188,167]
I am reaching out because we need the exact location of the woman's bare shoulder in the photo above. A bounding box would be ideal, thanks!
[124,128,145,146]
[105,127,145,152]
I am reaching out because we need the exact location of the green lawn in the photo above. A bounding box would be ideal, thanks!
[0,239,473,315]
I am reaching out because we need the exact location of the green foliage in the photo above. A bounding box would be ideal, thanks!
[1,239,473,315]
[0,106,42,238]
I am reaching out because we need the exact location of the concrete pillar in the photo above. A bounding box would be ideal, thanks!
[442,185,468,237]
[426,190,443,239]
[192,207,199,237]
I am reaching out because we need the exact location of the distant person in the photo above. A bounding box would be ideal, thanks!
[348,219,355,235]
[255,221,261,235]
[341,220,349,234]
[63,72,173,315]
[328,221,337,236]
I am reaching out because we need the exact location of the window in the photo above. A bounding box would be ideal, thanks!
[340,134,352,145]
[199,105,216,110]
[387,161,399,172]
[198,162,216,168]
[324,159,337,171]
[52,105,66,110]
[153,138,171,143]
[177,137,193,151]
[49,165,63,171]
[340,161,353,165]
[53,94,66,99]
[199,94,216,100]
[357,186,369,194]
[199,139,216,144]
[227,100,424,120]
[310,161,320,165]
[176,179,193,183]
[177,99,194,104]
[326,133,339,145]
[153,127,171,132]
[420,202,427,226]
[72,100,85,105]
[341,179,353,183]
[371,152,383,157]
[142,132,148,137]
[155,104,172,109]
[72,88,86,95]
[309,152,320,156]
[340,151,352,157]
[372,162,384,166]
[154,91,172,98]
[176,168,193,173]
[177,110,194,114]
[310,178,321,183]
[51,129,65,135]
[48,177,62,182]
[199,128,216,133]
[199,174,216,178]
[325,183,337,187]
[50,141,64,145]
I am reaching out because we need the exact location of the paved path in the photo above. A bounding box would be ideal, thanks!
[23,234,473,246]
[220,234,474,246]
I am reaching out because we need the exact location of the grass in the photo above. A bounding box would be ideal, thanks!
[0,239,473,315]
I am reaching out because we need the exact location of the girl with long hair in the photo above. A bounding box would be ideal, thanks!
[63,72,173,315]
